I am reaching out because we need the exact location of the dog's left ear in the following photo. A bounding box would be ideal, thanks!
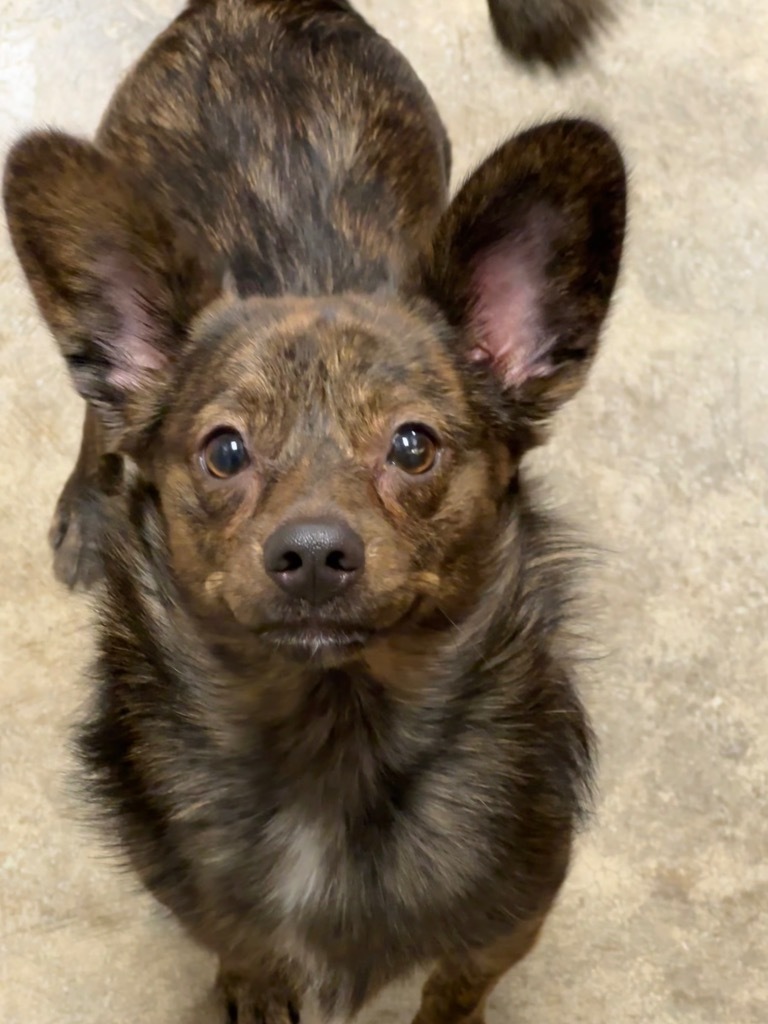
[419,118,626,424]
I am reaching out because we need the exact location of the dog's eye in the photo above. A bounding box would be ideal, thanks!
[388,424,438,475]
[201,430,250,478]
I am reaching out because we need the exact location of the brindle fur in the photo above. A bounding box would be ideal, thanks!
[3,1,626,1022]
[488,0,613,67]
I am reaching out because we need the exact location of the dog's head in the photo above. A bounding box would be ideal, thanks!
[4,119,625,664]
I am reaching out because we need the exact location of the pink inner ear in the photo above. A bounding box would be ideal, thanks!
[96,255,170,391]
[468,234,555,389]
[107,331,168,391]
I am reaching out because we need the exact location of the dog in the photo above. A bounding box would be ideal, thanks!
[3,1,625,1021]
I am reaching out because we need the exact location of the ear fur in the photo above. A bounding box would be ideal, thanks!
[419,118,626,424]
[3,131,221,446]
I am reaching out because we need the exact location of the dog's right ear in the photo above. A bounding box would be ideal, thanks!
[3,131,220,449]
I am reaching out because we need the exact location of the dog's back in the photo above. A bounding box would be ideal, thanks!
[91,0,611,299]
[98,1,450,298]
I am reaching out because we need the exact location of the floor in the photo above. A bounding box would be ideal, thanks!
[1,1,766,1021]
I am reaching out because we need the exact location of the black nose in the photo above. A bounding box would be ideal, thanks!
[262,517,365,605]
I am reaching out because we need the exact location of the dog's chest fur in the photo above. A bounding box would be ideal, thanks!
[180,668,504,1003]
[262,741,491,923]
[269,813,330,920]
[213,673,495,921]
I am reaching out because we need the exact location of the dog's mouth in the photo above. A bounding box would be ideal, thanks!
[255,600,421,661]
[258,622,373,661]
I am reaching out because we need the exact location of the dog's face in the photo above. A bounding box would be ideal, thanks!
[4,119,626,662]
[149,293,512,657]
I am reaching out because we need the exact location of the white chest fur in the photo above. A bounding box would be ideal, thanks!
[264,765,492,927]
[267,810,336,918]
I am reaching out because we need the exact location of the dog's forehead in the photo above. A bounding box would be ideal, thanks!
[187,294,469,423]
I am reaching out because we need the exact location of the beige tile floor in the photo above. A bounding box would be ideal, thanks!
[1,1,767,1021]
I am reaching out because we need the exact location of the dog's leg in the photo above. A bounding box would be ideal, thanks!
[217,956,302,1024]
[412,916,546,1024]
[49,405,122,588]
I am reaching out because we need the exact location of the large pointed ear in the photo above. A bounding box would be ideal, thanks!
[3,131,221,449]
[419,118,626,428]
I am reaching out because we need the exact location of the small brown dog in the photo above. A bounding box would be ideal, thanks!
[4,1,625,1022]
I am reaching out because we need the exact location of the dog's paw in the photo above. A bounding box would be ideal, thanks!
[48,458,121,589]
[218,972,300,1024]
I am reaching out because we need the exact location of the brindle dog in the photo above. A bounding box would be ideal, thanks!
[4,1,625,1022]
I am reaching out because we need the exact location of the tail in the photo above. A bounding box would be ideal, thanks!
[185,1,610,68]
[487,0,612,68]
